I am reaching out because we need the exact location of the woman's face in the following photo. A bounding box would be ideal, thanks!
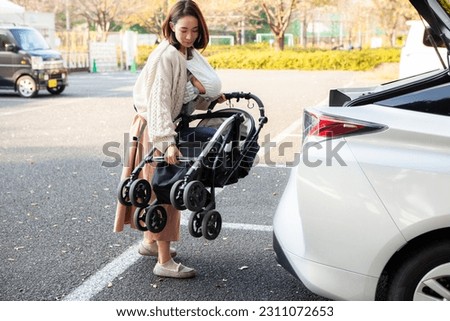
[170,15,199,52]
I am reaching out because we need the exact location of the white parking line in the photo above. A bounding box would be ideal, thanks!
[63,211,273,301]
[63,243,141,301]
[180,212,273,232]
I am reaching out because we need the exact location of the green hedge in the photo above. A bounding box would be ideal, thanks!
[136,44,400,71]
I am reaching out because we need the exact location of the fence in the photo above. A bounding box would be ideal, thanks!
[56,30,159,72]
[61,51,90,71]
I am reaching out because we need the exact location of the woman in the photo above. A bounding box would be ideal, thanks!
[114,0,224,279]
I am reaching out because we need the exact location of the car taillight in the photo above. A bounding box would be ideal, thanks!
[303,110,385,142]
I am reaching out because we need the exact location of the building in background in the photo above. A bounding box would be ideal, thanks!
[0,0,57,48]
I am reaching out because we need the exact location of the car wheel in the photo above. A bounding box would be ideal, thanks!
[17,75,38,98]
[387,241,450,301]
[47,85,65,95]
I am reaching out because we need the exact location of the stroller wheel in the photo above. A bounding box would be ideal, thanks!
[188,211,204,238]
[183,181,207,212]
[170,180,187,210]
[129,179,152,208]
[202,210,222,240]
[145,205,168,234]
[117,178,132,206]
[133,207,149,232]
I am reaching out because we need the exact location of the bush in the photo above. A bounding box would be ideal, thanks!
[136,44,400,71]
[136,45,156,66]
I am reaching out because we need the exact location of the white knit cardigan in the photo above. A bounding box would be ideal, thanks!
[133,40,188,152]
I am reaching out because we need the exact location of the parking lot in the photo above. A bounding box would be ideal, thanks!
[0,69,391,301]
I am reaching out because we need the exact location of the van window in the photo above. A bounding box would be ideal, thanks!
[0,34,10,51]
[10,29,49,51]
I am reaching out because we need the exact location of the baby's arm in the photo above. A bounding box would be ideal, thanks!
[191,75,206,95]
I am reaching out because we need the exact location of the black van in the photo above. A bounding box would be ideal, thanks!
[0,26,68,98]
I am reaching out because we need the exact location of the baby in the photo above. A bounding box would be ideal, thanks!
[180,50,224,143]
[191,75,206,96]
[183,49,222,109]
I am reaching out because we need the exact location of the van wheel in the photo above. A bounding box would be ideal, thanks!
[17,75,38,98]
[47,85,65,95]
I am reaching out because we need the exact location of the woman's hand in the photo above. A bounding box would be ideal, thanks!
[164,144,182,165]
[217,94,227,104]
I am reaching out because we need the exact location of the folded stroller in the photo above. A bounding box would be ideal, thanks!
[117,92,268,240]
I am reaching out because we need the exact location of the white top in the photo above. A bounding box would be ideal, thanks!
[187,49,222,100]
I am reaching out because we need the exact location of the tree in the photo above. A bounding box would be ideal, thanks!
[122,0,179,38]
[197,0,264,45]
[73,0,139,41]
[372,0,419,47]
[14,0,63,13]
[260,0,296,51]
[296,0,333,48]
[328,0,372,49]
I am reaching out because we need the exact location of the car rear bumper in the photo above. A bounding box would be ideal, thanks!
[272,143,406,300]
[273,231,379,300]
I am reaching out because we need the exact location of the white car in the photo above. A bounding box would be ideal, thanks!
[273,0,450,301]
[399,20,447,78]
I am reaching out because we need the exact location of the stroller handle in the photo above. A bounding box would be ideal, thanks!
[210,92,267,123]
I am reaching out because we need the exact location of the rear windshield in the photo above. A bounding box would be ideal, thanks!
[10,28,50,51]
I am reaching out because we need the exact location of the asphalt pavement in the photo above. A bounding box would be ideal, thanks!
[0,69,391,301]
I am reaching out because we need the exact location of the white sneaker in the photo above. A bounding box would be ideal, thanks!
[153,259,196,279]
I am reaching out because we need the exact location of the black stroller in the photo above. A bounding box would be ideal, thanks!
[117,92,268,240]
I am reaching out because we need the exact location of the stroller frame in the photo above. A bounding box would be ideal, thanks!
[117,92,268,240]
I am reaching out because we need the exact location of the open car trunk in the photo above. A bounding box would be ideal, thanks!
[329,0,450,117]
